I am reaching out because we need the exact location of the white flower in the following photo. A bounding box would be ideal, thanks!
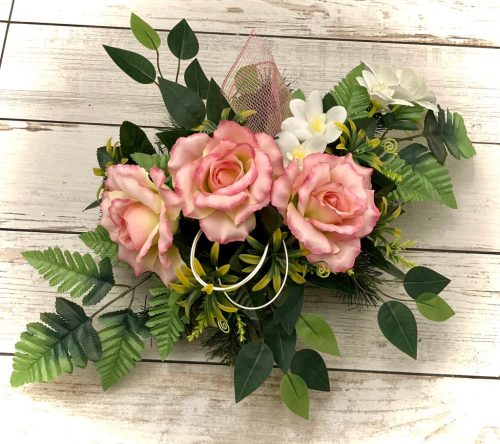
[276,131,327,167]
[281,90,347,143]
[357,64,438,112]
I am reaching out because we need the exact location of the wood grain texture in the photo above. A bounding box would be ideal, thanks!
[0,120,497,252]
[2,356,499,444]
[0,25,498,143]
[0,23,6,46]
[0,0,10,20]
[2,231,499,377]
[10,0,500,48]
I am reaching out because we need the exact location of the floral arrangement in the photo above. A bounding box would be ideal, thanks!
[11,15,476,419]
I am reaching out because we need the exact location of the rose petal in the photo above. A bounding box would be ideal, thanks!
[169,132,210,179]
[200,211,256,244]
[287,204,331,254]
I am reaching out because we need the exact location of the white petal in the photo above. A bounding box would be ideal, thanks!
[303,135,328,154]
[391,97,415,107]
[281,117,311,141]
[289,99,307,120]
[361,71,377,90]
[305,90,323,121]
[277,131,300,150]
[323,124,343,144]
[357,75,368,89]
[326,105,347,125]
[414,100,439,112]
[376,65,399,86]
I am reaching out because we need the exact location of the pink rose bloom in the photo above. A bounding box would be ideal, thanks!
[100,164,183,285]
[169,121,284,244]
[272,153,380,272]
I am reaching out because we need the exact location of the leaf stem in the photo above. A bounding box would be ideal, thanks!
[155,47,164,78]
[91,273,153,319]
[175,58,181,83]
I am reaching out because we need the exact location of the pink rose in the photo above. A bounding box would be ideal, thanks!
[169,121,284,244]
[100,164,183,285]
[272,153,380,272]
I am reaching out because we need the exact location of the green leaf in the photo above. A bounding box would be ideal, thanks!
[145,286,185,359]
[377,301,417,359]
[273,284,304,336]
[259,206,283,237]
[404,266,450,299]
[119,121,156,157]
[156,128,195,149]
[382,104,425,131]
[130,152,169,172]
[22,247,115,306]
[280,373,309,420]
[263,317,296,372]
[79,226,118,265]
[10,297,101,387]
[158,77,206,129]
[234,341,273,402]
[423,111,447,164]
[416,292,455,322]
[322,92,336,112]
[206,78,230,123]
[95,309,144,390]
[103,45,156,84]
[184,59,209,99]
[295,313,339,356]
[307,273,356,294]
[290,349,330,392]
[130,13,161,50]
[167,19,198,60]
[393,143,457,208]
[291,89,305,100]
[97,145,113,169]
[83,199,102,212]
[331,63,370,119]
[438,107,476,160]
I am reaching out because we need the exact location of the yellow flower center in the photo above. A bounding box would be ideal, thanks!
[309,114,326,134]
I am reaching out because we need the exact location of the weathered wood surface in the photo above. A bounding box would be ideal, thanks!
[2,231,499,377]
[10,0,500,48]
[0,1,10,21]
[1,357,499,444]
[0,25,499,143]
[0,22,5,43]
[1,120,498,252]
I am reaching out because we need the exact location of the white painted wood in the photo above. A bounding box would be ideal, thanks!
[1,356,499,443]
[0,25,498,143]
[10,0,500,48]
[2,231,499,377]
[0,120,497,252]
[0,22,6,46]
[0,0,10,20]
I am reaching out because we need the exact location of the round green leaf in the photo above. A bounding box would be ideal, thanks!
[404,266,450,299]
[295,313,339,356]
[377,301,418,359]
[130,13,161,50]
[234,341,273,403]
[280,373,309,420]
[167,19,199,60]
[416,292,455,322]
[290,349,330,392]
[103,45,156,84]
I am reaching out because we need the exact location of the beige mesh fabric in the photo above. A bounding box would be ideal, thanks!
[222,32,292,137]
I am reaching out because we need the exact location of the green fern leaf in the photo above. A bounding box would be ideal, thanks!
[382,104,425,131]
[438,107,476,160]
[22,247,115,305]
[10,298,101,387]
[146,286,185,359]
[389,144,457,208]
[79,226,118,265]
[95,310,144,391]
[331,63,370,119]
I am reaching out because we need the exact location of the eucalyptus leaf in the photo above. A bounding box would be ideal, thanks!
[167,19,199,60]
[119,121,156,157]
[295,313,339,356]
[103,45,156,84]
[416,292,455,322]
[377,301,417,359]
[280,373,309,419]
[234,341,273,403]
[263,317,296,372]
[290,349,330,392]
[404,266,450,299]
[184,59,209,99]
[158,77,206,129]
[130,13,161,50]
[273,284,304,335]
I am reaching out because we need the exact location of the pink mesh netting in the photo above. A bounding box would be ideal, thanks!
[222,32,291,137]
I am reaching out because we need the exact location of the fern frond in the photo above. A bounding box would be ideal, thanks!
[11,298,101,387]
[331,63,370,119]
[95,310,144,390]
[22,247,115,305]
[438,107,476,160]
[79,226,118,265]
[145,286,185,359]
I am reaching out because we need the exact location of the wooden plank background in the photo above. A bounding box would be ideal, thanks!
[1,1,499,442]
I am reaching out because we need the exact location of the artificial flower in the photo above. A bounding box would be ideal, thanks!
[100,164,183,285]
[168,120,284,244]
[272,153,380,272]
[276,131,327,167]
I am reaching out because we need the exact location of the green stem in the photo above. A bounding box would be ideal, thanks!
[175,58,181,83]
[91,273,153,319]
[155,48,164,78]
[395,133,423,142]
